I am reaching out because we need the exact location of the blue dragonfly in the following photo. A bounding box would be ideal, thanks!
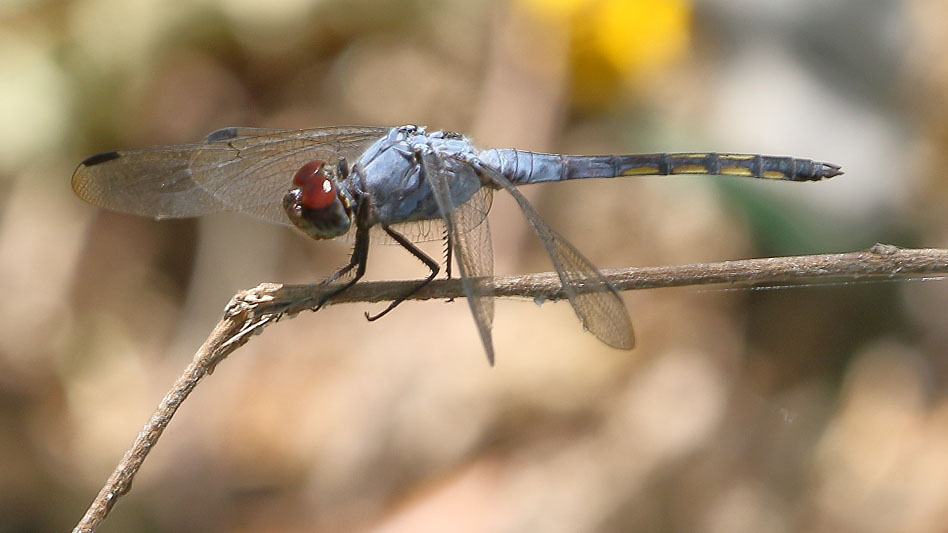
[73,125,842,364]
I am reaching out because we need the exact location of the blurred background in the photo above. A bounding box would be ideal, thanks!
[2,0,948,531]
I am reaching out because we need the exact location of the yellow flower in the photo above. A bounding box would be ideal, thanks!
[518,0,692,108]
[593,0,690,75]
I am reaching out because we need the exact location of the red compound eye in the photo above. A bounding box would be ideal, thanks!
[293,160,336,210]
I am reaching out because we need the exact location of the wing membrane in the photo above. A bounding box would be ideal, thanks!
[472,159,635,350]
[419,151,496,364]
[72,145,229,218]
[72,126,389,225]
[339,187,492,245]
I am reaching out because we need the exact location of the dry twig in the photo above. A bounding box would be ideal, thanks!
[73,244,948,532]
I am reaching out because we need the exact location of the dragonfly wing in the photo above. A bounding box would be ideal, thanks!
[338,189,493,245]
[188,126,388,225]
[472,159,635,350]
[72,126,389,225]
[73,145,230,218]
[418,151,496,364]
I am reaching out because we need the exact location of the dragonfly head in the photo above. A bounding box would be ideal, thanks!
[283,160,352,239]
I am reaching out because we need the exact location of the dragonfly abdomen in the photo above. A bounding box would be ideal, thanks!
[606,153,842,181]
[483,149,842,185]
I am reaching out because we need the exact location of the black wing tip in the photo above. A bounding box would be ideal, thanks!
[204,127,240,142]
[80,150,121,168]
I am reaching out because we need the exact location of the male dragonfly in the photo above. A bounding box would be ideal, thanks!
[73,125,842,364]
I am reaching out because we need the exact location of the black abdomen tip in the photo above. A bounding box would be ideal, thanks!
[788,160,844,181]
[819,162,843,179]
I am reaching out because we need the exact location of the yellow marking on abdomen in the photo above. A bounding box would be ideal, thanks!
[720,166,754,177]
[672,164,709,174]
[621,165,661,176]
[762,170,787,179]
[721,154,756,161]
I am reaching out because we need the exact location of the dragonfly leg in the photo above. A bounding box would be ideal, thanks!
[364,224,440,322]
[443,230,453,280]
[315,201,371,311]
[441,231,455,303]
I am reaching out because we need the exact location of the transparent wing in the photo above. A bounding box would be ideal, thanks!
[189,126,388,224]
[72,145,230,219]
[418,151,496,364]
[336,188,493,245]
[72,126,389,225]
[470,158,635,350]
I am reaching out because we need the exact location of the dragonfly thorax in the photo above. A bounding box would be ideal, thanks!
[282,160,353,239]
[356,126,484,226]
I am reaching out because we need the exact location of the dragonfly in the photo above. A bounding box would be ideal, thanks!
[72,125,842,365]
